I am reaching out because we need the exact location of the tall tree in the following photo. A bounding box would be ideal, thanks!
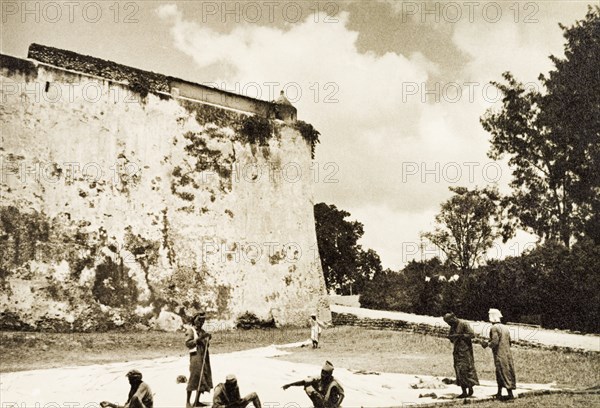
[353,248,383,295]
[480,7,600,247]
[314,202,362,294]
[314,202,380,294]
[422,186,509,273]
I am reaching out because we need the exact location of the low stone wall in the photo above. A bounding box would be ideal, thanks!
[332,312,597,355]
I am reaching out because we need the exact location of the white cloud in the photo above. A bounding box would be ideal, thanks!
[157,3,585,269]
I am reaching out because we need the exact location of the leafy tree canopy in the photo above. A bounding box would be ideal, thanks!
[422,186,510,273]
[314,203,382,294]
[480,6,600,247]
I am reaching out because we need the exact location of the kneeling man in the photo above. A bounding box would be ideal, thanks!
[100,369,153,408]
[282,361,344,408]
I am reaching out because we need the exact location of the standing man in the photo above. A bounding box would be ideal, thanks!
[100,369,153,408]
[443,313,479,398]
[482,308,516,400]
[186,311,213,407]
[282,361,344,408]
[213,374,262,408]
[310,313,327,349]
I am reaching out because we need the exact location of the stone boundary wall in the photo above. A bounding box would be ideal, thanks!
[332,312,598,355]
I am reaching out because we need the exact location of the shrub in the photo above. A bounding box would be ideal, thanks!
[235,311,276,330]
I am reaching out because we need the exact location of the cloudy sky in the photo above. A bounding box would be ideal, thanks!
[3,1,595,269]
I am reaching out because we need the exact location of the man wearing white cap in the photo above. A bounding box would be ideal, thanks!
[282,360,344,408]
[213,375,261,408]
[483,308,516,400]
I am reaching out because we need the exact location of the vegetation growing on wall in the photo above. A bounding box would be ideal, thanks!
[239,115,275,146]
[0,54,38,79]
[294,120,321,159]
[180,99,245,129]
[128,81,150,100]
[0,206,50,279]
[28,43,170,92]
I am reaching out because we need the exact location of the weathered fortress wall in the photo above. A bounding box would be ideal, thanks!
[0,44,328,331]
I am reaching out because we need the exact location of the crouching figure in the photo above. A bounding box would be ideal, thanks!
[282,361,344,408]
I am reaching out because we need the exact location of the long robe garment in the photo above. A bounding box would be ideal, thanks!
[449,320,480,387]
[185,327,213,393]
[489,323,516,389]
[310,318,327,342]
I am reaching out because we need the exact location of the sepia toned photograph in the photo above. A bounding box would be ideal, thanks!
[1,1,599,407]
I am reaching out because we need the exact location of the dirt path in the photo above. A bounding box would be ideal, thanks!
[0,341,561,407]
[332,305,600,352]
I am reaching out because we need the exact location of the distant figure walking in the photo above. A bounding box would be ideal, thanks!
[282,360,344,408]
[310,313,327,349]
[482,308,516,400]
[186,312,213,407]
[100,369,153,408]
[213,374,262,408]
[443,313,479,398]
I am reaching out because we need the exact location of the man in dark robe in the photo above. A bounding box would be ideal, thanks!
[213,374,262,408]
[482,308,516,400]
[185,311,213,407]
[443,313,479,398]
[282,360,344,408]
[100,370,153,408]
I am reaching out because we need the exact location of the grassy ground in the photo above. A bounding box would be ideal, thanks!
[276,327,600,406]
[1,326,598,406]
[0,327,307,372]
[276,327,600,389]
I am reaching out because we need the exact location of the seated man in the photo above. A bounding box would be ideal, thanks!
[213,374,261,408]
[100,370,153,408]
[282,361,344,408]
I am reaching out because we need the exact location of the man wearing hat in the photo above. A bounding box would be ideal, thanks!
[100,370,153,408]
[282,361,344,408]
[443,313,479,398]
[310,313,327,349]
[482,308,516,400]
[212,374,262,408]
[185,311,213,407]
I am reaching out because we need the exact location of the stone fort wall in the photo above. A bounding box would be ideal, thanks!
[0,44,328,331]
